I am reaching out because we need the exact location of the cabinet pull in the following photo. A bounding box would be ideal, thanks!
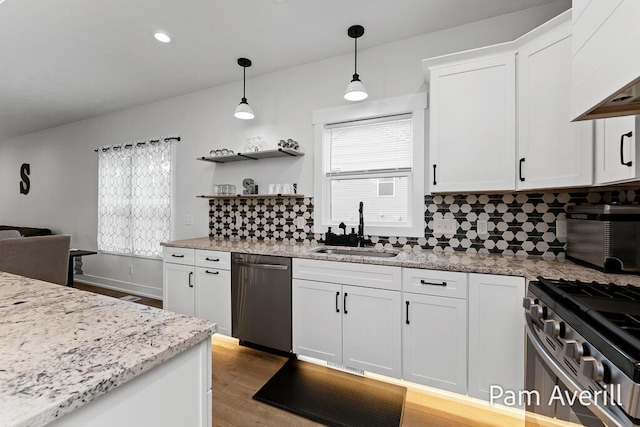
[343,293,348,315]
[335,292,340,313]
[420,279,447,287]
[406,301,410,325]
[205,270,219,275]
[205,257,220,262]
[519,158,526,182]
[620,132,633,167]
[432,164,437,186]
[188,271,193,288]
[171,254,185,258]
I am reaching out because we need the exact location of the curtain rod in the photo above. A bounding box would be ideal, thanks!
[94,136,181,152]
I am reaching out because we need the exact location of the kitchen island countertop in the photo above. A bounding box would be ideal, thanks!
[0,272,214,427]
[163,236,640,287]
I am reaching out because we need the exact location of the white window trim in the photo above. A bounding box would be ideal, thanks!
[313,93,427,237]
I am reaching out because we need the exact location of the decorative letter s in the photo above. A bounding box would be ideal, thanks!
[19,163,30,195]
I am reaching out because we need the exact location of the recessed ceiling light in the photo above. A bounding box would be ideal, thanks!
[153,32,171,43]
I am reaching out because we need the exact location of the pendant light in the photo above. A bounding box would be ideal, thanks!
[234,58,255,120]
[344,25,368,102]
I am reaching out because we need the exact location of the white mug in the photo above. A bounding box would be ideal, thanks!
[268,184,276,195]
[273,183,282,194]
[282,183,293,194]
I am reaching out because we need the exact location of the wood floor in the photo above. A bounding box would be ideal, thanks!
[73,282,163,309]
[78,283,577,427]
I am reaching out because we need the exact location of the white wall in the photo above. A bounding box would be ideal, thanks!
[0,2,570,298]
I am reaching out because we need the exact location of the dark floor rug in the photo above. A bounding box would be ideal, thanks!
[253,359,406,427]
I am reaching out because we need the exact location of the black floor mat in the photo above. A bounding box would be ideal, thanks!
[253,359,406,427]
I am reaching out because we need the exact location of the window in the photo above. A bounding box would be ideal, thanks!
[97,138,173,258]
[313,94,426,237]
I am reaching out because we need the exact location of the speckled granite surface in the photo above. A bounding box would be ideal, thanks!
[163,237,640,286]
[0,272,214,427]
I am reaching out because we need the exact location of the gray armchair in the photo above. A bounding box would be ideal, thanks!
[0,235,71,285]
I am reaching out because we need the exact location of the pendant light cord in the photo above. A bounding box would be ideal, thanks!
[354,37,358,77]
[243,66,246,100]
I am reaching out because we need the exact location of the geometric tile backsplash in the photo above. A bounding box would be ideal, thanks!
[209,188,640,259]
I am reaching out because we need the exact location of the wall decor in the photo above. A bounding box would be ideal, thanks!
[19,163,30,195]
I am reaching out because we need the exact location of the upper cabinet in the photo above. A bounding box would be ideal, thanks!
[424,11,594,194]
[517,20,593,190]
[428,52,516,193]
[571,0,640,121]
[594,115,640,184]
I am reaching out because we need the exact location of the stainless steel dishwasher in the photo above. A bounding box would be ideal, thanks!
[231,253,292,353]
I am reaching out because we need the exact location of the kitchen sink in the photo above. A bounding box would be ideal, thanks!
[310,247,399,258]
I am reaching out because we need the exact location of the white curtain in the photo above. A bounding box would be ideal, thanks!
[98,138,173,257]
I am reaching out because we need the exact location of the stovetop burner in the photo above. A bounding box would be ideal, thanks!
[530,277,640,382]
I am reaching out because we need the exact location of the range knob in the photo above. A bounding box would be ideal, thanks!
[543,319,560,337]
[580,356,604,382]
[522,297,535,310]
[530,304,544,321]
[564,340,584,361]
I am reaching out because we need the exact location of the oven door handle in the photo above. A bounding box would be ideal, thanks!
[525,317,627,427]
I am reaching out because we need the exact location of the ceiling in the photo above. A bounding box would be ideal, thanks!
[0,0,565,141]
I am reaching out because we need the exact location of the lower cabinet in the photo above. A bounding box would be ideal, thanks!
[468,273,526,406]
[292,259,402,379]
[163,247,232,336]
[293,279,401,378]
[402,268,468,394]
[402,293,467,394]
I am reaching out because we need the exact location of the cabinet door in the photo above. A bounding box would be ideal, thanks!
[468,273,525,406]
[517,22,593,190]
[403,293,467,394]
[595,115,639,184]
[163,262,195,316]
[429,54,516,192]
[292,279,342,364]
[195,267,231,336]
[342,285,401,378]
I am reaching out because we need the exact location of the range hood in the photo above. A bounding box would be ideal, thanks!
[573,78,640,121]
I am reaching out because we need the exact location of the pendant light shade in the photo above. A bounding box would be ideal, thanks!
[344,25,368,102]
[234,58,255,120]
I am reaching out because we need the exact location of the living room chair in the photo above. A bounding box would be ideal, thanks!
[0,230,21,240]
[0,235,71,285]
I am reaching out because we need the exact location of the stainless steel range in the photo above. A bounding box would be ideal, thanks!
[525,278,640,426]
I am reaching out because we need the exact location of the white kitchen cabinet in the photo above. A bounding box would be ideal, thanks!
[163,248,231,336]
[292,279,342,364]
[468,273,525,406]
[428,52,516,192]
[594,115,640,184]
[342,284,401,378]
[517,20,593,190]
[163,262,195,316]
[195,267,231,336]
[292,260,402,378]
[403,292,467,394]
[571,0,640,120]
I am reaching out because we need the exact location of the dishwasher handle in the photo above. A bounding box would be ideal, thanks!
[234,261,289,271]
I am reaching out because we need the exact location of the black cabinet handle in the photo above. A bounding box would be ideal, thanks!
[406,301,410,325]
[205,270,219,275]
[432,164,437,186]
[344,293,348,315]
[188,271,193,288]
[620,132,633,167]
[205,257,220,262]
[171,254,184,258]
[420,279,447,287]
[519,158,526,182]
[335,292,340,313]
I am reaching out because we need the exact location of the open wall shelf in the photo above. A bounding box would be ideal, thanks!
[197,148,304,164]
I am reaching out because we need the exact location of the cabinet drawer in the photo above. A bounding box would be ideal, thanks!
[293,258,401,291]
[195,250,231,270]
[402,269,467,299]
[163,247,195,265]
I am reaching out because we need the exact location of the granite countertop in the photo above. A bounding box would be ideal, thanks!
[0,272,215,427]
[163,237,640,287]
